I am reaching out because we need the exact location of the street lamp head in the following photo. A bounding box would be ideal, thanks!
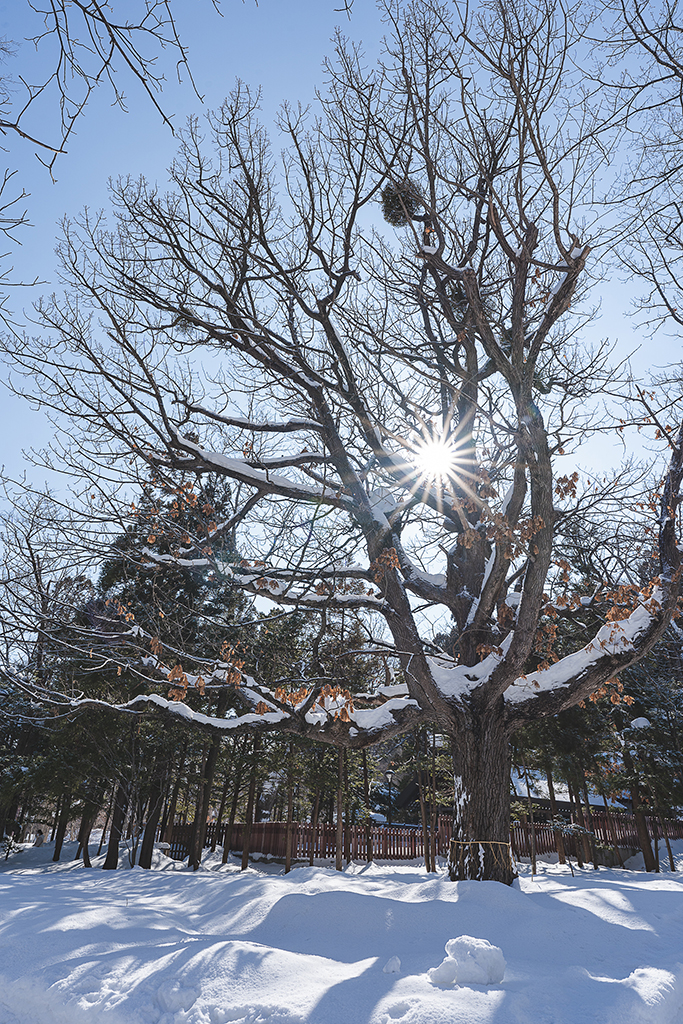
[386,769,395,784]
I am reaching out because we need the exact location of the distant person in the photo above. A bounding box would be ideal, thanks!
[33,830,44,847]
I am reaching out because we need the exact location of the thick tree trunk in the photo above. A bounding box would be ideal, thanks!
[447,708,514,884]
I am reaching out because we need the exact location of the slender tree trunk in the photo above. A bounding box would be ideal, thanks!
[343,749,351,865]
[573,779,591,865]
[139,766,166,870]
[285,742,294,874]
[241,736,260,871]
[651,808,660,872]
[567,781,584,868]
[309,788,321,867]
[103,782,129,871]
[362,750,373,865]
[75,790,103,868]
[546,766,566,864]
[581,780,599,870]
[18,801,32,842]
[601,793,625,868]
[211,753,233,856]
[649,789,675,872]
[660,814,676,873]
[447,709,513,884]
[509,778,519,867]
[192,696,229,867]
[418,766,431,871]
[335,747,343,872]
[52,794,71,862]
[522,764,537,875]
[49,794,62,843]
[75,809,88,860]
[162,739,188,844]
[631,784,656,872]
[189,732,224,866]
[254,783,263,823]
[188,741,210,870]
[430,731,438,872]
[622,746,656,871]
[97,788,115,856]
[0,798,15,841]
[222,757,244,865]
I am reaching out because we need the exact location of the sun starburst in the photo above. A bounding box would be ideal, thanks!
[411,435,461,485]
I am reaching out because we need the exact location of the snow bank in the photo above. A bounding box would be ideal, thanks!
[2,841,683,1023]
[428,935,506,985]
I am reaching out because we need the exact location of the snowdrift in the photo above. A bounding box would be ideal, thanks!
[1,841,683,1023]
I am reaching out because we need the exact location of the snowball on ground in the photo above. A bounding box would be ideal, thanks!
[428,935,506,986]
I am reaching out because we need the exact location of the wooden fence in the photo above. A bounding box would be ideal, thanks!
[168,810,683,863]
[511,810,683,861]
[168,819,451,862]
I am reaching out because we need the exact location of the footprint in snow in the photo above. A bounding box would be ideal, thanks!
[156,980,197,1013]
[384,1002,411,1020]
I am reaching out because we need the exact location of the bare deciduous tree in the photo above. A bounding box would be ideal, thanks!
[3,0,682,883]
[1,0,210,171]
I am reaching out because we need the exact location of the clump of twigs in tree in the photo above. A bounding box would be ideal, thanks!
[381,179,422,226]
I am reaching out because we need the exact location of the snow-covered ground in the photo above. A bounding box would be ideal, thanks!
[1,841,683,1024]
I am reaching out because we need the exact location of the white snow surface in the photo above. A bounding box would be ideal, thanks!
[505,591,662,705]
[2,841,683,1023]
[428,936,506,986]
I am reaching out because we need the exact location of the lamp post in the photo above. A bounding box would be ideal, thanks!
[386,769,395,827]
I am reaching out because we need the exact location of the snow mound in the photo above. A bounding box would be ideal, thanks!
[383,956,401,974]
[428,935,506,986]
[0,974,126,1024]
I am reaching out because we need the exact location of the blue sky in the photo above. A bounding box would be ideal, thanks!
[0,0,669,484]
[0,0,384,480]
